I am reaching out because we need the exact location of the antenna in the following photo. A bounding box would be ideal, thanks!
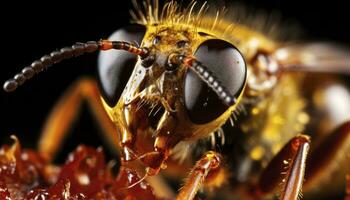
[170,54,237,106]
[3,40,149,92]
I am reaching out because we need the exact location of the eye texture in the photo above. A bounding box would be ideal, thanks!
[184,39,246,124]
[98,25,146,107]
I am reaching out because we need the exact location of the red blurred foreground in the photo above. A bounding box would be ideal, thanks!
[0,136,157,200]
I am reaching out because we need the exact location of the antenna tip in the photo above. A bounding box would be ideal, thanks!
[3,80,18,92]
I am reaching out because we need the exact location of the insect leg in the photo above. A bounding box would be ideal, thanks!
[176,151,222,200]
[38,78,119,161]
[303,121,350,191]
[254,135,310,200]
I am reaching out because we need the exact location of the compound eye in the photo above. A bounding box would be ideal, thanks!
[98,25,146,107]
[184,39,246,124]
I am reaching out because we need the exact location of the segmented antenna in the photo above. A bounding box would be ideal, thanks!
[3,40,149,92]
[177,55,237,106]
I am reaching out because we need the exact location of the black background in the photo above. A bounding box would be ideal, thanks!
[0,0,349,174]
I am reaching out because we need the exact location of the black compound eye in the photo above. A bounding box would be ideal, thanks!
[98,25,146,107]
[184,39,246,124]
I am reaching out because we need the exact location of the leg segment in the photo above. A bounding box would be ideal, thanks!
[254,135,310,200]
[304,121,350,189]
[38,78,118,161]
[176,151,222,200]
[255,121,350,199]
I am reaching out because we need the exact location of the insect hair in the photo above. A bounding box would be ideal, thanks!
[130,0,301,43]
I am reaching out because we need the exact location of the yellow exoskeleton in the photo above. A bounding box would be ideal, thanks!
[3,0,350,199]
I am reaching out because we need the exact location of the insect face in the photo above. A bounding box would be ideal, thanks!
[98,24,247,167]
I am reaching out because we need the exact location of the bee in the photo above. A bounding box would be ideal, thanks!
[2,0,350,199]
